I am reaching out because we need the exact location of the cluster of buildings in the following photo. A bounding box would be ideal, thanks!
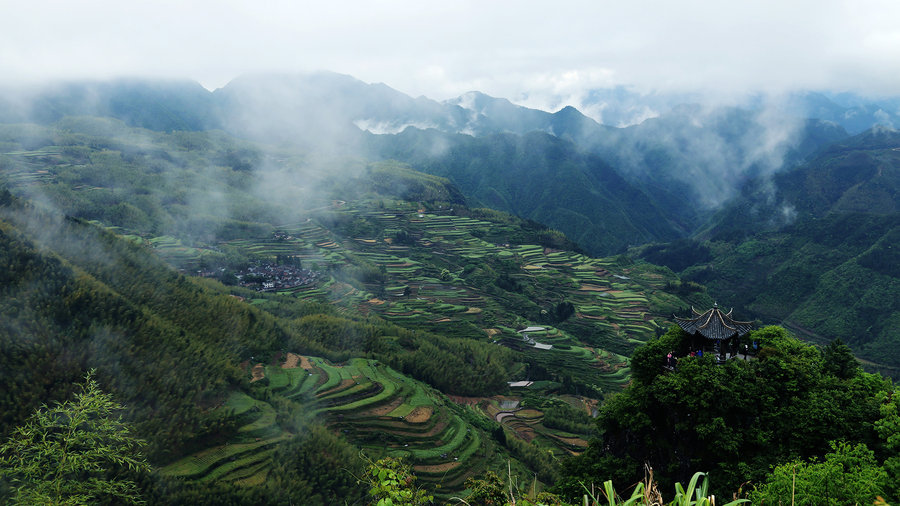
[235,262,319,291]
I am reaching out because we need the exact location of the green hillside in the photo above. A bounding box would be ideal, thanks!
[369,128,683,255]
[635,128,900,375]
[0,194,540,503]
[0,117,707,502]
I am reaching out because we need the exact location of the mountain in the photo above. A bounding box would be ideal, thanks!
[210,72,467,147]
[0,73,869,250]
[3,74,900,501]
[369,128,681,254]
[699,127,900,237]
[437,93,850,232]
[0,78,218,131]
[788,91,900,134]
[635,127,900,374]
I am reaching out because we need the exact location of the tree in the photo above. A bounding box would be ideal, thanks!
[750,441,889,505]
[553,301,575,323]
[0,370,150,505]
[821,338,860,379]
[558,326,888,499]
[875,389,900,500]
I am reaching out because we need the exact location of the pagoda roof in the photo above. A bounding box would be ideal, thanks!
[674,303,753,341]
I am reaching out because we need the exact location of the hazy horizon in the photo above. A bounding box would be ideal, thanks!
[3,0,900,115]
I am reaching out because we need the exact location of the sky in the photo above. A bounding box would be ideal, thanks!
[3,0,900,110]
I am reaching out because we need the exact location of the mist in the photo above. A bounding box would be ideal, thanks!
[0,70,896,259]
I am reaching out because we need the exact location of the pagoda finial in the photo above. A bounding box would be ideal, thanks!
[713,301,718,309]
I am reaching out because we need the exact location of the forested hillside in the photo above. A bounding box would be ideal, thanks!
[368,128,682,254]
[0,192,530,503]
[0,75,853,256]
[0,115,711,503]
[636,128,900,375]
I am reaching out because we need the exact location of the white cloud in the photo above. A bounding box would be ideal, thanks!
[1,1,900,104]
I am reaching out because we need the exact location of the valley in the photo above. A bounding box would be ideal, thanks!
[1,76,899,504]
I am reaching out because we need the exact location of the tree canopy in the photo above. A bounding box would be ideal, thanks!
[558,326,892,499]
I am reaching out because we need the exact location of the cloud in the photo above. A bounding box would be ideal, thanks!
[353,119,439,135]
[2,1,900,105]
[873,109,895,129]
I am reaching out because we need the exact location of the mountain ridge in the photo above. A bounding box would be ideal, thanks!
[0,73,871,238]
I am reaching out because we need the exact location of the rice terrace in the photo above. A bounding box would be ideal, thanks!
[161,352,590,490]
[108,185,707,495]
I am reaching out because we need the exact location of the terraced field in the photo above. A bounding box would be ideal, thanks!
[160,391,292,485]
[148,236,204,265]
[1,148,64,187]
[144,198,696,395]
[151,198,701,492]
[161,353,502,490]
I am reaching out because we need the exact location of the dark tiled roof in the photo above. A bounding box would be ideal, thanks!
[674,304,754,341]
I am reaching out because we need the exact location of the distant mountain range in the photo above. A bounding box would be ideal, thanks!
[6,72,897,253]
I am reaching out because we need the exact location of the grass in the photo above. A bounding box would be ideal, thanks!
[225,392,258,416]
[238,402,279,437]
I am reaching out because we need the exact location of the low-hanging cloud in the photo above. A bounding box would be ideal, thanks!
[588,94,810,211]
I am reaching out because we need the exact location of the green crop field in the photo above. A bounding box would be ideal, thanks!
[140,195,702,495]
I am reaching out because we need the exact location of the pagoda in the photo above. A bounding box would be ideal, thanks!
[674,303,754,362]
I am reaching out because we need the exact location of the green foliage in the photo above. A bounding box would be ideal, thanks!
[560,326,891,498]
[668,472,748,506]
[551,301,576,323]
[266,424,367,505]
[459,467,751,506]
[464,470,508,505]
[667,211,900,372]
[289,313,516,397]
[366,161,467,205]
[646,131,900,370]
[0,113,785,501]
[0,370,150,505]
[636,239,713,273]
[750,441,889,505]
[362,456,433,506]
[533,400,594,435]
[580,471,748,506]
[821,338,860,379]
[500,428,560,484]
[876,389,900,500]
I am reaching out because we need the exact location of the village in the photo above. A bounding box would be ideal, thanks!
[234,262,320,291]
[198,260,320,292]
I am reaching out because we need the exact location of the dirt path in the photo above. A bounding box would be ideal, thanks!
[414,462,460,473]
[364,397,405,416]
[282,353,300,369]
[318,379,355,397]
[405,406,433,423]
[250,364,265,382]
